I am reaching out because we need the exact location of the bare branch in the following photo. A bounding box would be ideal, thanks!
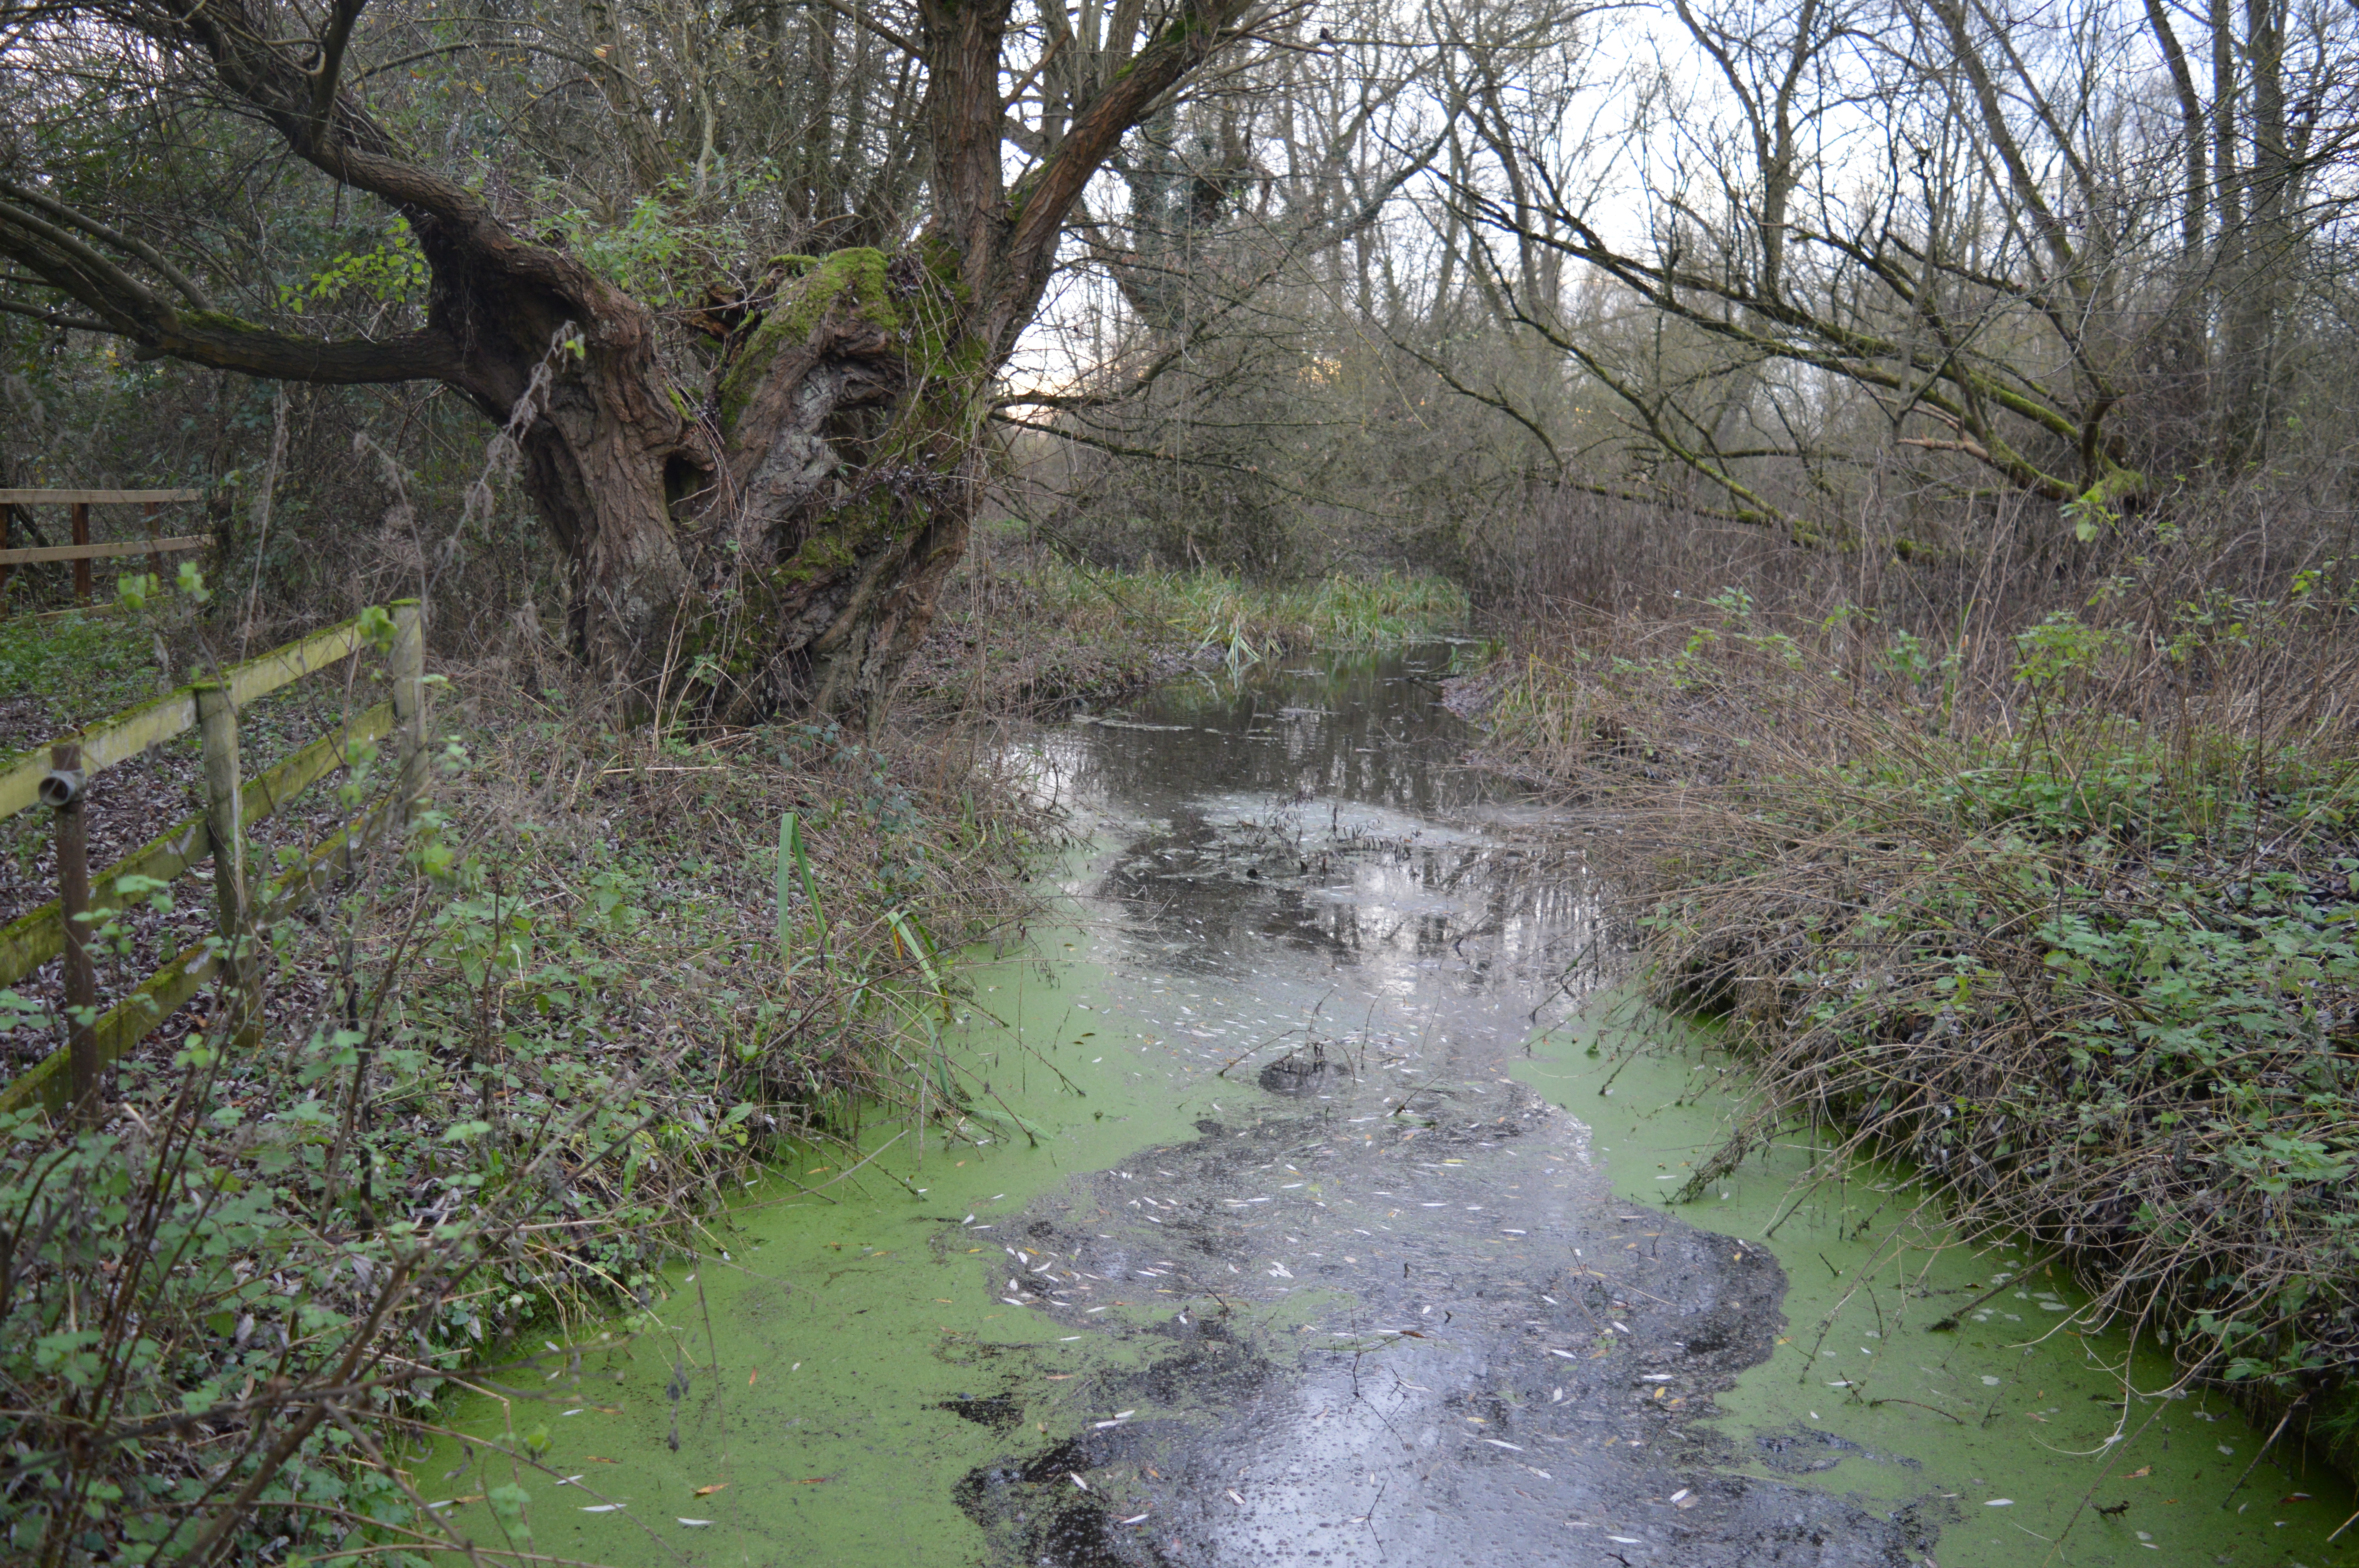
[309,0,367,126]
[0,295,108,331]
[0,178,214,310]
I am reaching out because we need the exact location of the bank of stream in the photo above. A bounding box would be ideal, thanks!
[427,647,2357,1567]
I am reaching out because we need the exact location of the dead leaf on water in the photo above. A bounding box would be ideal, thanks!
[695,1484,729,1497]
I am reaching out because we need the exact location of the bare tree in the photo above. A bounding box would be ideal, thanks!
[1436,0,2358,543]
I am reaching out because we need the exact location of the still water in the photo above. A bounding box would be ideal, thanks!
[431,648,2355,1567]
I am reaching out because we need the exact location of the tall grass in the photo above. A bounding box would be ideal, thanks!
[1465,544,2359,1461]
[906,533,1469,713]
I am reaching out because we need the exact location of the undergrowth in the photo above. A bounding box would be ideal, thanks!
[0,643,1046,1564]
[906,532,1469,714]
[1465,570,2359,1463]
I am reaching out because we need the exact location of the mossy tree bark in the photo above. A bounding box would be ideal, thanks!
[0,0,1266,721]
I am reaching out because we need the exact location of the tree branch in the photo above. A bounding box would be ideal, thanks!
[1004,0,1281,297]
[309,0,368,127]
[0,295,109,331]
[798,0,924,60]
[0,179,213,309]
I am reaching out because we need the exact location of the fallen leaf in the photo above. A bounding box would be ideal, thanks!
[2126,1466,2151,1478]
[694,1484,729,1497]
[677,1518,714,1527]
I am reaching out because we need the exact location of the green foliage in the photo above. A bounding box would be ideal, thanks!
[778,810,827,960]
[278,217,429,312]
[0,611,162,746]
[0,628,1044,1562]
[539,165,782,309]
[354,603,398,654]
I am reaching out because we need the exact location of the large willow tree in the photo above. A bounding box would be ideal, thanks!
[0,0,1274,718]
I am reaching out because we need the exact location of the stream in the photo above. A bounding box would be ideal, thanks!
[430,647,2356,1568]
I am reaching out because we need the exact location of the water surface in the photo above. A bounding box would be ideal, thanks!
[431,648,2355,1568]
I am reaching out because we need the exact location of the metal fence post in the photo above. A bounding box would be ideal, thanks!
[390,599,425,820]
[49,742,100,1122]
[194,681,258,1045]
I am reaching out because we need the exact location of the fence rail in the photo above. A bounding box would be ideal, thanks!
[0,602,425,1118]
[0,535,211,568]
[0,487,207,608]
[0,489,204,505]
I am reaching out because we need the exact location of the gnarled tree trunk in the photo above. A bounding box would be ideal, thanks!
[0,0,1267,723]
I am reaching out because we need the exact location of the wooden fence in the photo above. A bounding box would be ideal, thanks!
[0,488,211,611]
[0,602,425,1118]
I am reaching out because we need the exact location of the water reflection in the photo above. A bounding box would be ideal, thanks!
[1023,651,1605,1054]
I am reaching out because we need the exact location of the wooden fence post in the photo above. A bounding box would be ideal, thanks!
[50,742,100,1122]
[390,600,425,820]
[194,681,258,1044]
[0,501,13,616]
[70,501,91,605]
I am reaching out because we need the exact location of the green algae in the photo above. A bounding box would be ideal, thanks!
[415,646,2359,1567]
[1514,1000,2359,1568]
[418,904,1313,1564]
